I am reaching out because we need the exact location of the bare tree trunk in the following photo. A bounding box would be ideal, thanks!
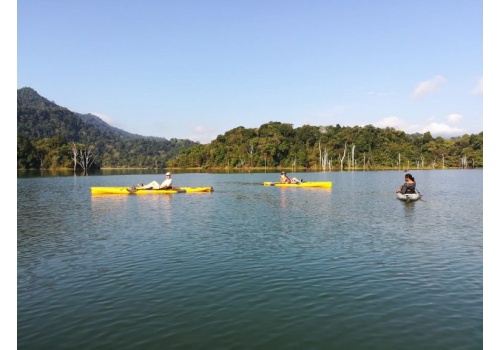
[351,144,355,170]
[72,143,78,173]
[339,142,347,171]
[248,145,254,169]
[319,140,330,171]
[321,148,328,171]
[318,140,322,170]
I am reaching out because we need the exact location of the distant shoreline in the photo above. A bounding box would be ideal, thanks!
[18,166,481,172]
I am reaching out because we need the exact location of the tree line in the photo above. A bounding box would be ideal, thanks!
[166,122,483,171]
[17,88,482,172]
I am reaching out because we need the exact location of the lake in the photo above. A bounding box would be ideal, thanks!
[17,169,483,349]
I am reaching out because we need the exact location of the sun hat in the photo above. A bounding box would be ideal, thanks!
[166,172,171,176]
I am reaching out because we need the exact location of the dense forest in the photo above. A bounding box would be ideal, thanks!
[166,122,482,171]
[17,87,482,172]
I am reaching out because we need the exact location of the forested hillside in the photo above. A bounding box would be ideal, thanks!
[17,87,198,170]
[17,87,482,172]
[166,122,482,171]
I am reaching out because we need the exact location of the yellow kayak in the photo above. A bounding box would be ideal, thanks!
[91,186,214,195]
[262,181,332,188]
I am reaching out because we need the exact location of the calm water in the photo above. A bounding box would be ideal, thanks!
[18,170,483,349]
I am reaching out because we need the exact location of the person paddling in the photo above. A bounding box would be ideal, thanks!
[396,173,416,194]
[279,171,302,184]
[279,171,291,183]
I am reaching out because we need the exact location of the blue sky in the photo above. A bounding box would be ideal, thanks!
[16,0,484,144]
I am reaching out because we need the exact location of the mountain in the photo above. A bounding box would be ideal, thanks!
[18,87,150,140]
[17,87,198,169]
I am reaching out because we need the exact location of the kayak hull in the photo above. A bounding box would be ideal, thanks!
[396,190,421,202]
[91,186,214,195]
[262,181,332,188]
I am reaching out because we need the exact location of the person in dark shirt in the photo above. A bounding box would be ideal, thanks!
[397,173,416,194]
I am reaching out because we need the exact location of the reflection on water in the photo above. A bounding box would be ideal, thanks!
[401,200,416,214]
[17,168,273,179]
[18,170,483,349]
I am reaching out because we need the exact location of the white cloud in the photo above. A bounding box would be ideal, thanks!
[373,115,464,137]
[470,77,483,95]
[374,116,406,130]
[412,75,446,99]
[188,124,216,144]
[422,122,464,136]
[446,113,463,124]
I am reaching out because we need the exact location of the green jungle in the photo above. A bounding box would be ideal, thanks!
[17,87,483,172]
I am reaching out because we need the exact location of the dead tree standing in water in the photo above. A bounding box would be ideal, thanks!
[339,142,347,171]
[72,142,97,175]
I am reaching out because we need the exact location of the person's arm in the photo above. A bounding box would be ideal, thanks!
[400,183,408,194]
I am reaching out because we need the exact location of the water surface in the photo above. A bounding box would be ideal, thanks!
[18,170,483,349]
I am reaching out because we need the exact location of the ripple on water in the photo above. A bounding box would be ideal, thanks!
[17,171,483,349]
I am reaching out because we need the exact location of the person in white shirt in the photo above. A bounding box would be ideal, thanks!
[137,172,173,190]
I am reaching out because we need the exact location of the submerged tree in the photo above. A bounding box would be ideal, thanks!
[72,142,98,175]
